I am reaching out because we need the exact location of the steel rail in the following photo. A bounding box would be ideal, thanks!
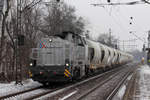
[76,66,132,100]
[106,69,134,100]
[0,86,42,100]
[0,66,120,100]
[106,65,138,100]
[27,65,128,100]
[32,63,138,100]
[122,71,137,100]
[24,88,59,100]
[0,64,134,100]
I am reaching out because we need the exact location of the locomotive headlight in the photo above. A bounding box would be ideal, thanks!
[30,63,33,66]
[49,39,52,42]
[66,63,69,66]
[29,71,33,77]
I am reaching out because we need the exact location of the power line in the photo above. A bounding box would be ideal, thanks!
[91,1,145,6]
[129,31,146,42]
[102,7,129,35]
[121,7,144,32]
[142,0,150,4]
[119,38,138,42]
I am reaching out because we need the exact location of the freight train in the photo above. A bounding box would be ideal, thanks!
[28,32,133,85]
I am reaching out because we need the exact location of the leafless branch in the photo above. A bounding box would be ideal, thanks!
[142,0,150,4]
[6,22,15,49]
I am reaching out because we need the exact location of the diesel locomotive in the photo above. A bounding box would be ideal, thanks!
[29,32,133,84]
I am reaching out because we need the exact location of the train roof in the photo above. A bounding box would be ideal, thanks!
[86,38,131,56]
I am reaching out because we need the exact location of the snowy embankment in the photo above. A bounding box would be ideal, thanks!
[138,65,150,100]
[0,79,42,97]
[112,74,133,100]
[114,64,150,100]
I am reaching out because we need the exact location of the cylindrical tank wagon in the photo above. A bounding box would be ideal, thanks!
[86,39,132,70]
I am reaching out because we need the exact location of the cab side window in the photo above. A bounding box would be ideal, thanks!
[72,35,84,46]
[76,37,84,46]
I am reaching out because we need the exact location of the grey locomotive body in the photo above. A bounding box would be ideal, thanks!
[29,32,133,84]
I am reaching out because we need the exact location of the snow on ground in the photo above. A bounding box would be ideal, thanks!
[138,65,150,100]
[140,65,150,75]
[112,74,133,100]
[1,65,150,100]
[116,84,126,100]
[113,64,150,100]
[0,79,42,97]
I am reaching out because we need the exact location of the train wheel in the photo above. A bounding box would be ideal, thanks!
[90,69,94,73]
[102,67,106,72]
[85,66,89,76]
[73,68,80,80]
[41,82,49,86]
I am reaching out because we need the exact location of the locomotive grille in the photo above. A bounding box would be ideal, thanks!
[37,39,65,66]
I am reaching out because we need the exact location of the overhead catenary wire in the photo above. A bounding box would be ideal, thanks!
[142,0,150,4]
[96,1,132,35]
[129,31,146,42]
[114,7,146,42]
[100,2,141,51]
[115,6,147,44]
[91,0,146,6]
[112,6,147,44]
[93,0,148,33]
[102,7,129,36]
[22,0,42,12]
[121,6,144,32]
[99,7,136,51]
[92,0,148,48]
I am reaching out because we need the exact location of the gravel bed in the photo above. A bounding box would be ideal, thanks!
[35,63,136,100]
[0,79,42,97]
[123,64,150,100]
[4,88,48,100]
[77,67,134,100]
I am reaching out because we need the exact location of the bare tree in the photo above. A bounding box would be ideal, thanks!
[97,33,118,48]
[20,6,43,79]
[0,0,86,82]
[42,1,85,36]
[0,0,11,82]
[0,0,43,81]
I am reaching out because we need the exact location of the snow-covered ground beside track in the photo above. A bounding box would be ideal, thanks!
[113,64,150,100]
[0,79,42,97]
[138,65,150,100]
[1,65,150,100]
[112,74,132,100]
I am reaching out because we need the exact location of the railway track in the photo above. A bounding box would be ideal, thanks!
[107,64,139,100]
[35,63,135,100]
[75,66,133,100]
[24,65,125,100]
[24,87,63,100]
[71,63,137,100]
[106,71,133,100]
[0,83,71,100]
[0,63,137,100]
[0,86,42,100]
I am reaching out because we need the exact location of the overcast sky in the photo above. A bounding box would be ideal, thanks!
[64,0,150,51]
